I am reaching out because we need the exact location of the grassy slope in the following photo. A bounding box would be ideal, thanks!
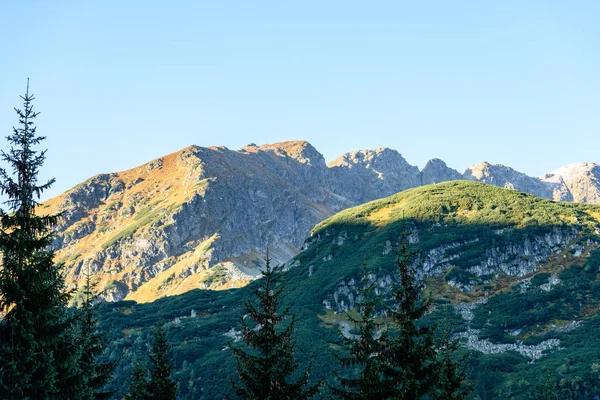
[98,182,600,399]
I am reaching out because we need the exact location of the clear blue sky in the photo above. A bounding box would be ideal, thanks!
[1,1,599,200]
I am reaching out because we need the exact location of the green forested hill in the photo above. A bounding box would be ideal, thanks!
[98,181,600,399]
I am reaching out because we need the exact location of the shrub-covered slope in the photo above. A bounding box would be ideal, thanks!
[97,182,600,399]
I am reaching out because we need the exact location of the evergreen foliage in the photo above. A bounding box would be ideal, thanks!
[534,375,558,400]
[431,324,469,400]
[231,253,321,399]
[332,262,396,399]
[0,80,78,399]
[332,225,467,399]
[147,322,178,400]
[124,358,151,400]
[77,270,116,399]
[385,223,441,399]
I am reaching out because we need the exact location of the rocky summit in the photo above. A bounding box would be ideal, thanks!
[44,141,600,302]
[542,162,600,204]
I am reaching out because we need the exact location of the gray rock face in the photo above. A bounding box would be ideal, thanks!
[454,302,561,360]
[323,227,582,311]
[421,158,462,185]
[539,173,574,203]
[463,161,600,204]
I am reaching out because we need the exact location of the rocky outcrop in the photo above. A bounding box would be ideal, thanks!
[323,228,581,310]
[463,161,600,204]
[454,302,561,361]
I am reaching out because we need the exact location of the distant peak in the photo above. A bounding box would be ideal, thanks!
[422,158,462,184]
[465,161,515,173]
[257,140,315,153]
[549,162,600,175]
[545,162,600,191]
[251,140,326,168]
[469,161,492,169]
[328,147,406,168]
[424,158,449,168]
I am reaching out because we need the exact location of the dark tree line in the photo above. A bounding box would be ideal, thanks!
[331,261,397,398]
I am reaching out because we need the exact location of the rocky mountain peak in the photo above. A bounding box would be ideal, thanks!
[421,158,462,185]
[328,147,412,169]
[465,161,535,189]
[546,162,600,182]
[327,148,421,204]
[543,162,600,203]
[463,161,501,182]
[254,140,327,169]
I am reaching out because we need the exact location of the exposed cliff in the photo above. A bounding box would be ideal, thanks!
[421,158,462,185]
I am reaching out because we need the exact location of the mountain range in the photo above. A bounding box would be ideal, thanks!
[43,140,600,302]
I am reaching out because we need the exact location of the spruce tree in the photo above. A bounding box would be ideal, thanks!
[385,224,438,399]
[124,358,151,400]
[386,222,466,399]
[230,253,320,399]
[77,270,116,399]
[0,80,78,399]
[534,375,558,400]
[147,322,177,400]
[332,262,396,399]
[431,324,468,400]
